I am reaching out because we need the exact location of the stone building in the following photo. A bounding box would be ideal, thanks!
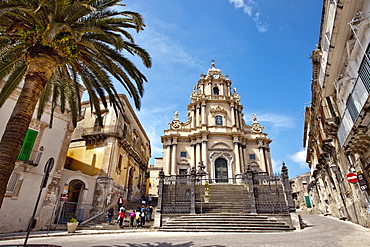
[290,172,314,214]
[0,81,76,233]
[57,94,151,222]
[161,63,273,181]
[304,0,370,227]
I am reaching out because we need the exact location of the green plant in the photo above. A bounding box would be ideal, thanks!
[203,181,210,191]
[204,194,210,198]
[69,218,78,223]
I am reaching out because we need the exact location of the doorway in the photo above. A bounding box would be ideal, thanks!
[215,158,228,183]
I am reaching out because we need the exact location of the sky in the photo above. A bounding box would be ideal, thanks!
[113,0,323,178]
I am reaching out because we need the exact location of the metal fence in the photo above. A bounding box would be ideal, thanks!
[157,164,295,215]
[55,201,93,224]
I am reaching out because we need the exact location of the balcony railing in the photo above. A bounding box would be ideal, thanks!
[17,149,42,167]
[337,76,370,146]
[81,125,123,137]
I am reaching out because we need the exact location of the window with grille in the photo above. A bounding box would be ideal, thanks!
[180,151,187,158]
[249,154,256,160]
[347,94,359,122]
[6,172,20,194]
[358,44,370,93]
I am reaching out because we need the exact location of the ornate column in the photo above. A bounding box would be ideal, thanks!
[239,143,244,172]
[231,105,236,126]
[164,140,171,175]
[196,105,201,128]
[171,138,177,175]
[202,135,208,172]
[242,141,248,170]
[233,137,241,175]
[191,108,196,129]
[201,103,206,126]
[258,141,266,172]
[196,139,201,167]
[190,140,196,168]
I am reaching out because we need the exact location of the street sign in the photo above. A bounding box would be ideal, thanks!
[357,173,368,191]
[346,173,358,183]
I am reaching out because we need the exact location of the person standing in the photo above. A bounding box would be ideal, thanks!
[146,205,153,221]
[129,211,136,227]
[135,208,141,227]
[140,205,146,226]
[147,194,153,205]
[141,194,147,205]
[107,208,114,224]
[118,208,126,228]
[116,196,124,210]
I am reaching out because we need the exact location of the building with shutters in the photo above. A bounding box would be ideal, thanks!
[57,94,151,223]
[304,0,370,227]
[0,81,76,233]
[160,63,273,181]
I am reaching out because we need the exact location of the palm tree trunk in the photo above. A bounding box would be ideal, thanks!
[0,48,57,208]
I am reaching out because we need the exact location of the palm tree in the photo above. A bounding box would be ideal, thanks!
[0,0,151,207]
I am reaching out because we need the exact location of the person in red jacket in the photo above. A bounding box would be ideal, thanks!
[118,208,126,228]
[116,196,124,210]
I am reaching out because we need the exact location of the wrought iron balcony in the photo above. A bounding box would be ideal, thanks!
[81,125,123,138]
[17,149,42,167]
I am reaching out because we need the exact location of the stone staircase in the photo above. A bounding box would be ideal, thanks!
[159,183,293,232]
[159,214,293,232]
[202,184,249,213]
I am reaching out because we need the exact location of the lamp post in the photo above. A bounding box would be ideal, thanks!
[23,157,54,247]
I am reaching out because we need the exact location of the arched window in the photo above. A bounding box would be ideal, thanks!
[215,116,223,126]
[213,87,219,95]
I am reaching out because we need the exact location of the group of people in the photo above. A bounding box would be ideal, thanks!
[129,205,153,228]
[106,195,154,228]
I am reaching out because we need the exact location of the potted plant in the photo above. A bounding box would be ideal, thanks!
[203,181,210,195]
[67,217,79,233]
[204,194,210,203]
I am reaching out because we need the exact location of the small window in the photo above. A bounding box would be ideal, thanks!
[180,151,187,158]
[117,155,122,170]
[213,87,219,95]
[215,116,223,126]
[249,154,256,160]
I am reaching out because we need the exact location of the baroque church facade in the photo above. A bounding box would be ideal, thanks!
[160,63,273,181]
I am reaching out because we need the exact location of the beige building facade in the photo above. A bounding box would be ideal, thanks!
[59,94,151,222]
[304,0,370,227]
[0,81,75,233]
[161,63,273,182]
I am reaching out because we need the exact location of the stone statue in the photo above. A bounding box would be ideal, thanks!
[252,114,257,123]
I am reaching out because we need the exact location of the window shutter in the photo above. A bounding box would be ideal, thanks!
[17,129,38,162]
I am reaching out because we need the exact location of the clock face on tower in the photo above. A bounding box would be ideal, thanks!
[212,74,219,79]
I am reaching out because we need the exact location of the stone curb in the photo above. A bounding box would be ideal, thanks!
[0,229,154,241]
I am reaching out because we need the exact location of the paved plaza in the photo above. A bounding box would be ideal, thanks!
[1,215,370,247]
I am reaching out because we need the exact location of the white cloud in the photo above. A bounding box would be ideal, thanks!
[247,112,295,129]
[271,158,283,174]
[288,149,308,169]
[228,0,268,32]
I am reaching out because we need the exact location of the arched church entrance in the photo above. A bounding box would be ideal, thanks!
[215,158,228,183]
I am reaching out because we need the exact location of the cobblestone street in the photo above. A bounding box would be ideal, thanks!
[1,215,370,247]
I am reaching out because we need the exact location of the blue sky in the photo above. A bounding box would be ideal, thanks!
[117,0,323,178]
